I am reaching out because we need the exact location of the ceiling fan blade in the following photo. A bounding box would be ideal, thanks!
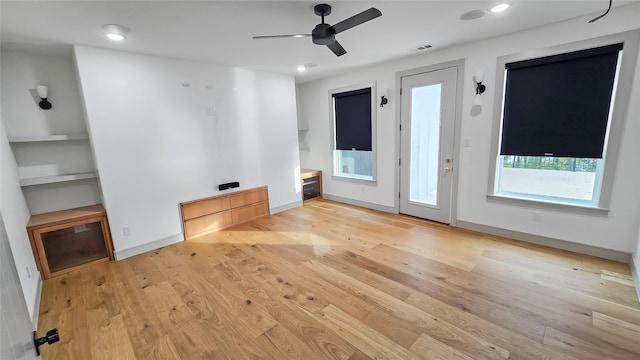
[328,8,382,34]
[327,41,347,56]
[252,34,311,39]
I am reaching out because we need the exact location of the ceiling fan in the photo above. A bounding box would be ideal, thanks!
[253,3,382,57]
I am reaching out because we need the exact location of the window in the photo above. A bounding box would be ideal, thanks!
[495,155,606,207]
[330,83,376,181]
[488,31,639,210]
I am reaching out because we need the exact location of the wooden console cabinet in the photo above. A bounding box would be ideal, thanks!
[27,204,114,279]
[180,186,270,239]
[301,168,322,202]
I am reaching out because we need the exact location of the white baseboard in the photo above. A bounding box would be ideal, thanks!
[31,274,42,330]
[114,233,183,260]
[270,200,302,214]
[322,194,397,214]
[631,255,640,301]
[456,220,631,263]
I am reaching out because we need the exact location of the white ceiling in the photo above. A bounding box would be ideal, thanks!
[1,1,637,83]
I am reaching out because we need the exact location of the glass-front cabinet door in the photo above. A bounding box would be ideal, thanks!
[31,213,113,279]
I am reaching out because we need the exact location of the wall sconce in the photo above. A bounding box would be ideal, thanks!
[380,95,388,108]
[470,71,485,117]
[474,70,486,106]
[36,85,52,110]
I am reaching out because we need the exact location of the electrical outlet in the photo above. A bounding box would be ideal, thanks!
[123,226,132,236]
[26,266,31,279]
[532,211,542,222]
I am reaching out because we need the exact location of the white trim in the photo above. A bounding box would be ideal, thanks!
[114,233,183,260]
[323,194,396,214]
[486,194,610,216]
[394,59,465,226]
[456,220,630,263]
[270,200,302,214]
[31,274,42,330]
[632,255,640,302]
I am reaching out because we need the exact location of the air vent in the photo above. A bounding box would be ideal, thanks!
[408,45,433,53]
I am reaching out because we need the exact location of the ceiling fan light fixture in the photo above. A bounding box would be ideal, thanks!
[491,4,510,13]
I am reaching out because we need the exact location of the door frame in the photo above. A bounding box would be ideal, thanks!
[394,59,465,226]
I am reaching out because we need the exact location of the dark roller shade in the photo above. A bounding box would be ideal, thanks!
[500,43,622,158]
[333,88,372,151]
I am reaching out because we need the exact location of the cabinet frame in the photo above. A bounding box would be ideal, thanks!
[301,169,323,202]
[27,204,114,279]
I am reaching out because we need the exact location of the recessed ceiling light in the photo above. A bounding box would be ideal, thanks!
[460,9,486,21]
[491,4,510,13]
[102,24,131,41]
[105,33,125,41]
[297,65,306,72]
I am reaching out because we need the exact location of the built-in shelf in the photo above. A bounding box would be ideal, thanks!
[20,171,97,187]
[9,134,89,143]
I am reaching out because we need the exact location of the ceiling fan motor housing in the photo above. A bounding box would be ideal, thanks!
[312,23,336,45]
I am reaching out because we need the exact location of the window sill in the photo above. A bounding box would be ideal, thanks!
[486,194,610,216]
[332,174,376,183]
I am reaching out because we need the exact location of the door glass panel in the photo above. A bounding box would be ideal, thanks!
[410,84,442,206]
[41,221,108,273]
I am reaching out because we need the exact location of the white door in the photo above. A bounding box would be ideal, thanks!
[0,213,38,359]
[399,67,458,224]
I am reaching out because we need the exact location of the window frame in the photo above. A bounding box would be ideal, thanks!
[329,82,377,182]
[487,30,640,213]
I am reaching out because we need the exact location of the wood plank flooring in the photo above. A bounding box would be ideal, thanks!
[37,199,640,359]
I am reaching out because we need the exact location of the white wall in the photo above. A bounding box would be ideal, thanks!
[0,49,101,214]
[0,119,40,321]
[74,46,301,257]
[297,4,640,253]
[634,216,640,282]
[1,49,86,136]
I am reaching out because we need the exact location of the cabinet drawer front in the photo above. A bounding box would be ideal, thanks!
[230,188,268,208]
[231,202,269,224]
[184,211,232,238]
[182,196,230,220]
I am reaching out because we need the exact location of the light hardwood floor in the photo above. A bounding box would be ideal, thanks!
[37,199,640,359]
